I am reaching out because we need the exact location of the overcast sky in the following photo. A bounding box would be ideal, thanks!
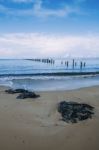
[0,0,99,58]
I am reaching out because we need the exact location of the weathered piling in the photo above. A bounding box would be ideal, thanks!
[27,58,86,71]
[80,61,83,69]
[84,62,86,67]
[73,59,75,69]
[61,61,63,65]
[67,61,69,68]
[75,62,77,67]
[52,60,55,64]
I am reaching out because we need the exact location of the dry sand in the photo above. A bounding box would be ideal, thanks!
[0,86,99,150]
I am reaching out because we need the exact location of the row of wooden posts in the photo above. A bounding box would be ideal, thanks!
[30,58,86,69]
[31,58,55,64]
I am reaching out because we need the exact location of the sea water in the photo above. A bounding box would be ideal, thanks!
[0,58,99,91]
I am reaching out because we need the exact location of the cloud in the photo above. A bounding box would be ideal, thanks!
[0,0,84,18]
[33,0,80,17]
[0,33,99,58]
[74,0,87,3]
[13,0,32,2]
[0,0,33,2]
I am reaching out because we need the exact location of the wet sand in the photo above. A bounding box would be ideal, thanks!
[0,86,99,150]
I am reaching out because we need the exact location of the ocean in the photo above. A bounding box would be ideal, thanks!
[0,58,99,91]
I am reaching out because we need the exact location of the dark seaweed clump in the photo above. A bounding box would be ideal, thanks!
[58,101,94,123]
[5,89,40,99]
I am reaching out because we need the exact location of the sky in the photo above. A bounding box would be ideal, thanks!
[0,0,99,58]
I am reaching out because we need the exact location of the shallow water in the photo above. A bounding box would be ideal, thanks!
[0,58,99,91]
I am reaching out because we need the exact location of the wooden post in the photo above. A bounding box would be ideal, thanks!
[80,61,83,70]
[73,59,75,69]
[67,61,69,68]
[84,62,86,67]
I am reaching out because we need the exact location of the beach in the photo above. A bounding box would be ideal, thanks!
[0,85,99,150]
[0,0,99,149]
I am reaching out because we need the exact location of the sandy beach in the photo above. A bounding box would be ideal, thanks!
[0,85,99,150]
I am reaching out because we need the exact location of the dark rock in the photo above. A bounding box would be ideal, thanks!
[58,101,94,123]
[16,92,40,99]
[5,89,28,94]
[5,88,40,99]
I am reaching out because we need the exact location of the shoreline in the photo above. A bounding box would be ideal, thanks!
[0,74,99,92]
[0,85,99,150]
[1,84,99,92]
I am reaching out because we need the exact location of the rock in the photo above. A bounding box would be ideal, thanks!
[5,88,40,99]
[5,89,28,94]
[16,92,40,99]
[58,101,94,123]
